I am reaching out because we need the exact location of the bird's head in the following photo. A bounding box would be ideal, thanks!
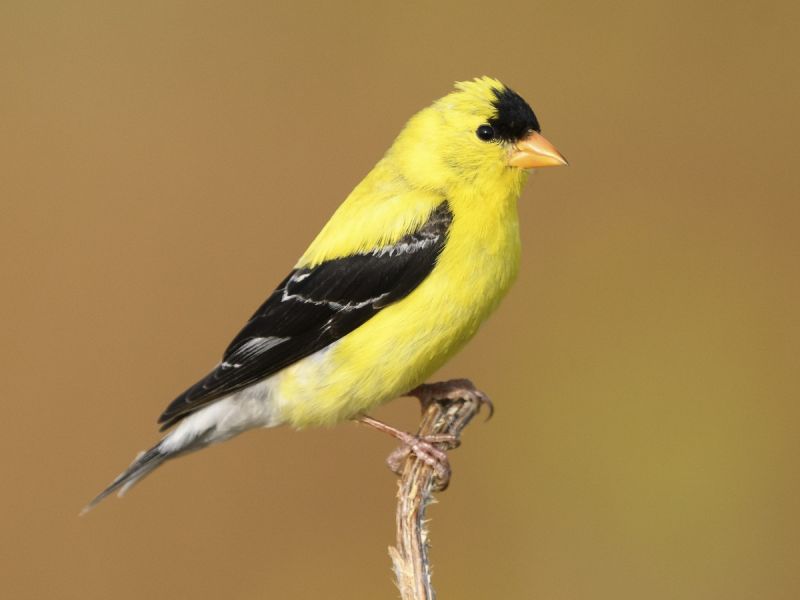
[387,77,567,194]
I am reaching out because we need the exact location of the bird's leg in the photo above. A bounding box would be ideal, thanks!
[356,415,459,483]
[406,378,494,419]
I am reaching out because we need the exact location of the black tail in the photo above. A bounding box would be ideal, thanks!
[81,444,168,515]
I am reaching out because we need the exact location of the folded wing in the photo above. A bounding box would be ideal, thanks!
[158,201,452,430]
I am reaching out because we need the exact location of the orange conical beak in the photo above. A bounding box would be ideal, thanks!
[507,131,568,169]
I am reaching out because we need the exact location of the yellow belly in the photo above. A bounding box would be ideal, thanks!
[276,199,522,428]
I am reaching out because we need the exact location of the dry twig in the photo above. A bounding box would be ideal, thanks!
[388,385,487,600]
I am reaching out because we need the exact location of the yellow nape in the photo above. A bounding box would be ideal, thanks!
[298,77,527,268]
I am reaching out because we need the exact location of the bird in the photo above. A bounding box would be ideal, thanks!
[83,76,566,513]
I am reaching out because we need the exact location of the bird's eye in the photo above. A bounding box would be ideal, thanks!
[476,124,495,142]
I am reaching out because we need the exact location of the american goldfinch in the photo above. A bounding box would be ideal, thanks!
[84,76,566,512]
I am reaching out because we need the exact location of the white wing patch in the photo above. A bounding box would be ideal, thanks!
[280,228,444,311]
[222,336,290,368]
[371,233,442,258]
[281,287,391,312]
[281,270,391,312]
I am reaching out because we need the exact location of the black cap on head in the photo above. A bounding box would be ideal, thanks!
[489,86,541,142]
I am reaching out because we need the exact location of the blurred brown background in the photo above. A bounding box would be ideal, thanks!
[1,1,798,598]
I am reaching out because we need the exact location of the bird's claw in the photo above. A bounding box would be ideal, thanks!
[407,378,494,420]
[386,432,459,490]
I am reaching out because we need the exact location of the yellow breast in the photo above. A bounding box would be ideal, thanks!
[277,182,522,427]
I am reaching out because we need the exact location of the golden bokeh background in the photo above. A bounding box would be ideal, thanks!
[1,1,798,598]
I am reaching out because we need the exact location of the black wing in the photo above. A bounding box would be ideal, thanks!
[158,201,453,430]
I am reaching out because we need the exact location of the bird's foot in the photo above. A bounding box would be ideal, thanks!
[406,378,494,419]
[385,432,459,482]
[357,415,459,490]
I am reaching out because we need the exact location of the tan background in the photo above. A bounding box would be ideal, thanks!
[1,1,798,598]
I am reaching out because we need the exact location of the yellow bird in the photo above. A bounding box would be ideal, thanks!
[84,76,566,512]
